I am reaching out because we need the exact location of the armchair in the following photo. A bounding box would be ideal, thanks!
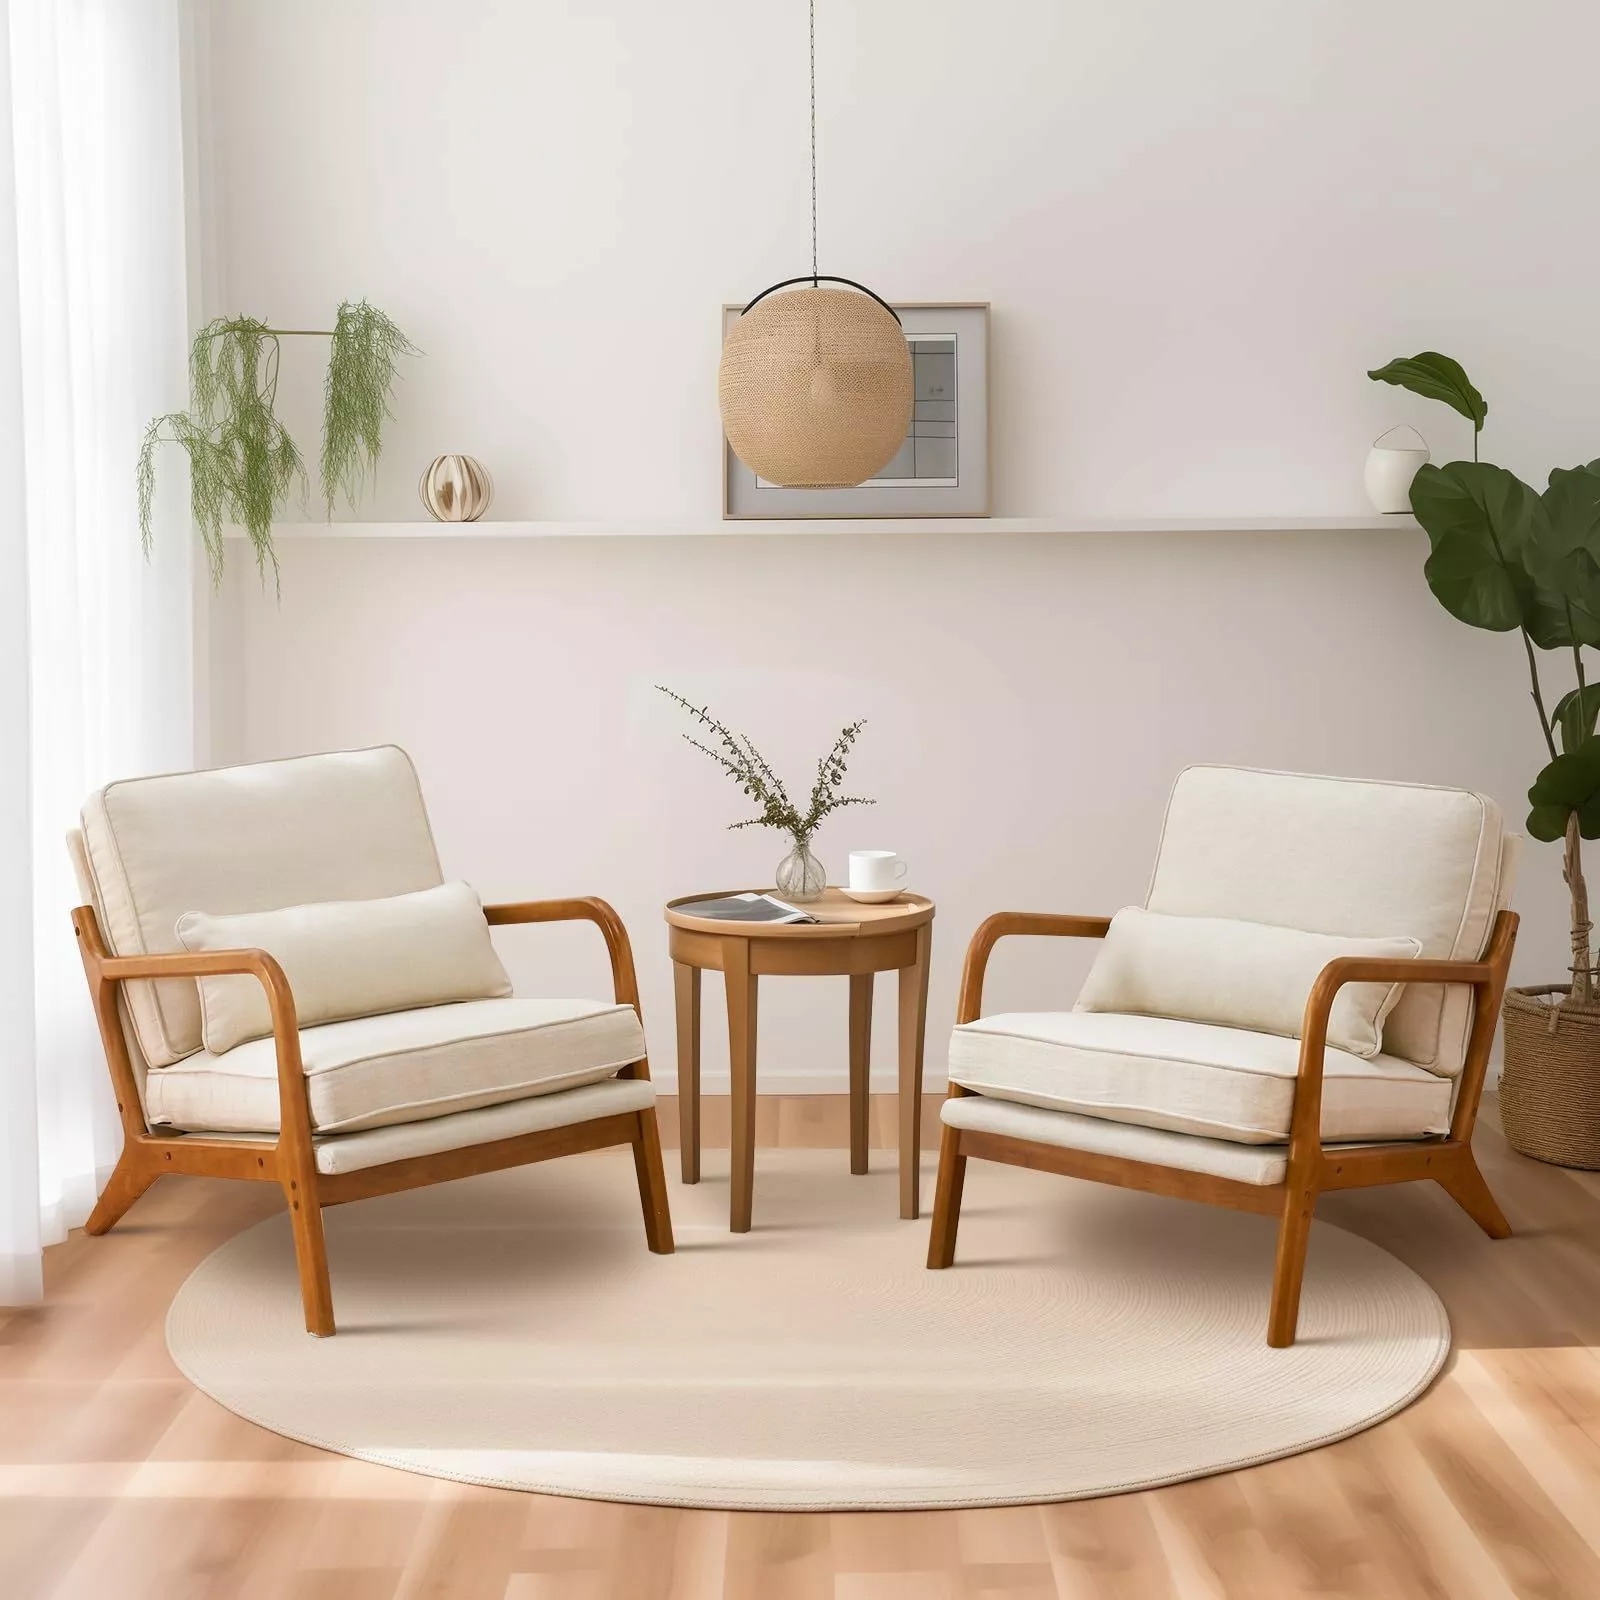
[927,766,1520,1347]
[70,746,673,1337]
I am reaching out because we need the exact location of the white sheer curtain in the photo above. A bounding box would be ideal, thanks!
[0,0,194,1303]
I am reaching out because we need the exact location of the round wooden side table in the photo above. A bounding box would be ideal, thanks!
[664,889,935,1232]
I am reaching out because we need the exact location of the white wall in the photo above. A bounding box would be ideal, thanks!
[201,0,1596,1087]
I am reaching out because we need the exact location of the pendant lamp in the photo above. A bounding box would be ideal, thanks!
[718,1,913,489]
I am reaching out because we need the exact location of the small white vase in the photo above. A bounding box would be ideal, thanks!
[1364,426,1429,514]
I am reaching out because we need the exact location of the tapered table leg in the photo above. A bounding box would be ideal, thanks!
[849,972,873,1175]
[897,923,932,1220]
[673,961,702,1183]
[726,939,759,1233]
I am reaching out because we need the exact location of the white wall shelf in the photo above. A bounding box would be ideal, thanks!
[232,515,1419,540]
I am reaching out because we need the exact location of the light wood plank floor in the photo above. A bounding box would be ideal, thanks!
[4,1095,1599,1599]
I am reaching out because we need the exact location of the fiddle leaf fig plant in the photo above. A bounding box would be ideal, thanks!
[1374,353,1598,1003]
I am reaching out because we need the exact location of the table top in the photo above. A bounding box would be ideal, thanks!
[664,888,934,939]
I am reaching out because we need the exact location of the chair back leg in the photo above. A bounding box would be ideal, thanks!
[926,1123,967,1269]
[1436,1150,1512,1239]
[84,1153,157,1236]
[74,906,165,1234]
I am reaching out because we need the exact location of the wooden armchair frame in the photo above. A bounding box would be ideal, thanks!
[74,896,674,1337]
[926,908,1519,1346]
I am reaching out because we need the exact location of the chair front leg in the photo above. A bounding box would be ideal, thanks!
[265,971,335,1337]
[1270,975,1338,1349]
[928,912,1112,1272]
[484,898,675,1257]
[87,929,336,1336]
[1267,1176,1318,1348]
[1268,929,1520,1347]
[282,1156,334,1338]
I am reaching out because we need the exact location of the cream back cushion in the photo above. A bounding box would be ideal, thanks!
[79,747,444,1067]
[1146,767,1507,1076]
[1075,907,1421,1058]
[177,881,513,1056]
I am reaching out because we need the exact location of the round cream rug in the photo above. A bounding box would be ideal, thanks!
[166,1149,1449,1510]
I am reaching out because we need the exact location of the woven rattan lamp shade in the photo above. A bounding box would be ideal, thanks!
[719,286,913,488]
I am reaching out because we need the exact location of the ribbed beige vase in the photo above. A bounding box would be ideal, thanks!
[719,287,913,488]
[418,454,494,522]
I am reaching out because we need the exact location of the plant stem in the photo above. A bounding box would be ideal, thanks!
[1524,628,1559,760]
[1566,645,1596,1006]
[199,327,335,339]
[1566,810,1594,1007]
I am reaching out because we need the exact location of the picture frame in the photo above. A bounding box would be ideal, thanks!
[721,300,990,519]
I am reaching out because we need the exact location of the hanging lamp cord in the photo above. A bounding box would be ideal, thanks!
[734,0,902,324]
[809,0,818,285]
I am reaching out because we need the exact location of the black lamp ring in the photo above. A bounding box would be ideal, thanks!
[739,275,902,324]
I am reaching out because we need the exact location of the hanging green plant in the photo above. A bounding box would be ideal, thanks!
[137,300,417,587]
[321,301,416,515]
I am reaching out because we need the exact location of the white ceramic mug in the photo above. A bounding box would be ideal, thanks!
[849,850,909,892]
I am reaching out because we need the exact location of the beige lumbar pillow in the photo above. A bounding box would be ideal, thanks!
[176,881,513,1055]
[1074,907,1421,1058]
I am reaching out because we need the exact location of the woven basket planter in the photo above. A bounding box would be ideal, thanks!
[1500,985,1600,1169]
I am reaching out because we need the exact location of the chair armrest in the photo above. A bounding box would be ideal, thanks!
[84,931,314,1148]
[97,942,295,998]
[484,897,640,1011]
[1288,907,1520,1158]
[957,912,1112,1025]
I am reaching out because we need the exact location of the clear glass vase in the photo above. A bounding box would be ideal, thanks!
[775,838,826,902]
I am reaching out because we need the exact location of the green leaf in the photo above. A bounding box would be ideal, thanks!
[1368,352,1487,431]
[1529,742,1600,839]
[1526,464,1600,648]
[1410,461,1547,633]
[1527,802,1573,842]
[1551,684,1600,754]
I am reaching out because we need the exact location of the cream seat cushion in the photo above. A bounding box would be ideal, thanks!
[941,1093,1294,1187]
[306,1078,657,1176]
[143,997,647,1135]
[947,1011,1452,1145]
[167,1077,660,1177]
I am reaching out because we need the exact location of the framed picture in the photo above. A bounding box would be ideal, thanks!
[722,300,990,519]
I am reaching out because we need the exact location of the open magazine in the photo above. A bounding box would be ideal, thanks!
[675,892,819,924]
